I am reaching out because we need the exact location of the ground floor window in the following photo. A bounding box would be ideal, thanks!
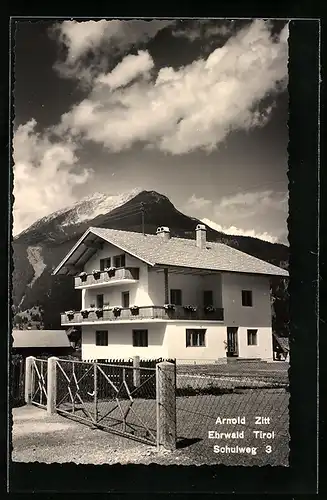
[247,329,258,346]
[186,329,206,347]
[96,330,108,346]
[133,329,148,347]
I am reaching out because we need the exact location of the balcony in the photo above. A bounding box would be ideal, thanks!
[74,267,140,289]
[61,305,224,325]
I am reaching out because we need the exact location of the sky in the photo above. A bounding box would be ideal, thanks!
[13,18,289,244]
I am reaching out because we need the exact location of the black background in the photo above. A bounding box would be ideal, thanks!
[1,7,324,496]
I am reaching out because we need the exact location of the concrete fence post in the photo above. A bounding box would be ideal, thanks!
[47,357,59,414]
[156,361,176,451]
[24,356,35,404]
[133,356,141,387]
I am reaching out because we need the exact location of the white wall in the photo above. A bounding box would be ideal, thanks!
[83,242,151,308]
[148,270,222,306]
[236,326,273,360]
[165,323,227,360]
[221,272,272,328]
[81,323,168,360]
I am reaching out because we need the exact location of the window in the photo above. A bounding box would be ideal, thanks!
[96,294,104,308]
[247,329,258,346]
[96,330,108,346]
[203,290,213,307]
[170,289,182,306]
[114,254,126,268]
[242,290,253,307]
[100,257,111,271]
[186,329,206,347]
[122,291,130,308]
[133,329,148,347]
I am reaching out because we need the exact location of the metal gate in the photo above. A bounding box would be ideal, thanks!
[55,359,157,445]
[31,358,48,407]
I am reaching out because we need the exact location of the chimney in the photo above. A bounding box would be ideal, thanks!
[195,224,207,249]
[156,226,171,241]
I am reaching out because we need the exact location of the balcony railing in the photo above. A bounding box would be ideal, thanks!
[74,267,140,288]
[61,305,224,325]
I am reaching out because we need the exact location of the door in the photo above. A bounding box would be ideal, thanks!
[96,294,104,309]
[122,291,130,308]
[203,290,213,307]
[226,327,239,357]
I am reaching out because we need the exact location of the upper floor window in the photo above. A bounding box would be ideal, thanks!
[242,290,253,307]
[203,290,214,307]
[114,254,126,268]
[100,257,111,271]
[96,330,108,346]
[186,329,206,347]
[133,329,148,347]
[170,289,182,306]
[247,329,258,346]
[122,291,130,308]
[96,294,104,309]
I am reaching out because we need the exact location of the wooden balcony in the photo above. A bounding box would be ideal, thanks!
[61,305,224,325]
[74,267,140,289]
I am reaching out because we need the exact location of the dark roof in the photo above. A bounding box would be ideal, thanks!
[53,227,288,277]
[12,329,71,348]
[273,333,290,353]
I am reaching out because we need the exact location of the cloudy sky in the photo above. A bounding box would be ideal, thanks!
[13,19,289,244]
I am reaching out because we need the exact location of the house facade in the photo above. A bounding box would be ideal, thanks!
[52,224,288,363]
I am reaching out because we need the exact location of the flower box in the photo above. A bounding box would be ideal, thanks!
[130,306,140,316]
[204,305,216,313]
[79,272,88,282]
[164,304,175,311]
[95,308,103,318]
[113,307,121,318]
[66,310,75,320]
[92,270,101,280]
[105,267,116,278]
[81,310,89,319]
[183,305,197,313]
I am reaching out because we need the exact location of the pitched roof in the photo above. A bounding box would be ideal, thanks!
[273,333,290,353]
[12,329,71,348]
[53,227,288,277]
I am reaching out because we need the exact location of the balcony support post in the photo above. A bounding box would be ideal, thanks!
[164,268,169,304]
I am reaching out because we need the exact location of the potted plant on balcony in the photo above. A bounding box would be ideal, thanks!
[204,305,216,314]
[164,303,176,318]
[105,266,116,278]
[92,269,101,280]
[79,271,88,282]
[130,305,140,316]
[113,306,121,318]
[66,310,75,320]
[95,308,103,318]
[81,309,90,319]
[183,305,197,314]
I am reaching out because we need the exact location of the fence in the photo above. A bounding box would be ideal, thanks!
[173,358,289,466]
[23,356,290,464]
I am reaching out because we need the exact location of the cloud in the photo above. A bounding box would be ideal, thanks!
[55,19,289,154]
[202,218,279,243]
[184,194,212,211]
[12,119,92,235]
[215,190,288,217]
[51,19,172,84]
[172,19,235,42]
[96,50,154,90]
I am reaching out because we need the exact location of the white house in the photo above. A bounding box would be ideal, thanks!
[52,224,288,363]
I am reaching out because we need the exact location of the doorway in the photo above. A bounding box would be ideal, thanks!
[226,327,239,357]
[122,291,130,308]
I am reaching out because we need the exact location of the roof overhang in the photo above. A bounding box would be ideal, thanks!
[52,228,154,276]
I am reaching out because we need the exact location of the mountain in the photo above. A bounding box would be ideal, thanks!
[12,189,289,333]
